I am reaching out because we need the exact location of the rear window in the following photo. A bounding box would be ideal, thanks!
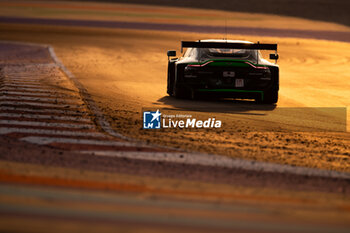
[199,48,258,60]
[205,48,251,57]
[183,47,263,63]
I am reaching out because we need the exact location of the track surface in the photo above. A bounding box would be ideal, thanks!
[0,35,349,233]
[0,1,350,233]
[1,41,347,179]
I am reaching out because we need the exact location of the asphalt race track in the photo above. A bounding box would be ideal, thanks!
[0,1,349,233]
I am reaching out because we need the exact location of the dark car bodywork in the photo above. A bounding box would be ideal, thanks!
[167,40,279,103]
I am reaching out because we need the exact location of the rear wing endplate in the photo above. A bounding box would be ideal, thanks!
[181,41,277,53]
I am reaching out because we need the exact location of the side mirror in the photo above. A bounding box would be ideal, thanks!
[269,53,279,60]
[167,50,176,58]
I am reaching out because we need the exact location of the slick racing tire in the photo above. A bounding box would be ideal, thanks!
[167,61,176,96]
[256,90,278,104]
[173,80,189,99]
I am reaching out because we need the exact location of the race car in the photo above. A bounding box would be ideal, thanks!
[166,39,279,104]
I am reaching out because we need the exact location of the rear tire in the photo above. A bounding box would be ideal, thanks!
[172,64,190,99]
[173,81,188,99]
[167,61,175,96]
[190,89,197,100]
[256,90,278,104]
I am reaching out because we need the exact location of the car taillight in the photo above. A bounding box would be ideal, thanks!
[187,61,213,67]
[245,62,268,69]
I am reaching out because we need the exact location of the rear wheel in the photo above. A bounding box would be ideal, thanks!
[172,65,190,99]
[190,88,197,100]
[167,61,175,96]
[256,90,278,104]
[172,81,189,99]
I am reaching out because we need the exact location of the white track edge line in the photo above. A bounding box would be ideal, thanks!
[0,127,107,138]
[48,46,129,140]
[21,136,139,147]
[0,113,92,122]
[0,120,95,129]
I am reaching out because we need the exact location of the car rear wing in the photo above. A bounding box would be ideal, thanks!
[181,41,279,63]
[181,41,277,53]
